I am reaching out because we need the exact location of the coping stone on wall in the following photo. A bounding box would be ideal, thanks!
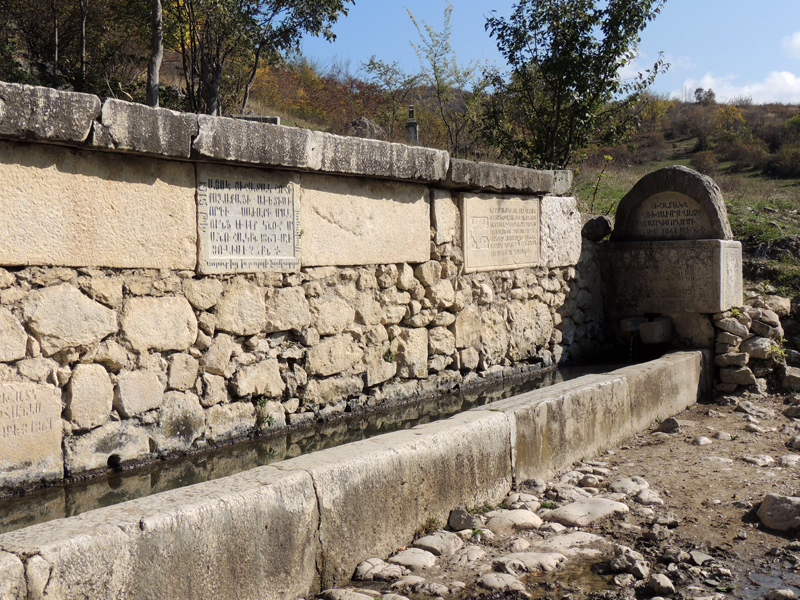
[193,114,315,169]
[311,130,450,182]
[0,82,100,143]
[447,158,554,194]
[91,99,198,158]
[610,165,733,242]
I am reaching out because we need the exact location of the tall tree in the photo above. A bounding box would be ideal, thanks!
[164,0,353,115]
[147,0,163,107]
[483,0,668,169]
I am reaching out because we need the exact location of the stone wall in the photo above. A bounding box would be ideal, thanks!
[0,82,603,492]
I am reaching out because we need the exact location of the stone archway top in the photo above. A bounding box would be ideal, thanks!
[610,165,733,242]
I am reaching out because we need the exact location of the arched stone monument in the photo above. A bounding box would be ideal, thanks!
[604,166,743,317]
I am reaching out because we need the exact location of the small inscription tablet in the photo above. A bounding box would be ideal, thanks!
[463,195,540,273]
[627,191,713,240]
[198,173,300,274]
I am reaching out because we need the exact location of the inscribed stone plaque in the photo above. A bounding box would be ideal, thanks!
[197,166,300,274]
[0,382,63,489]
[627,192,714,240]
[603,239,743,314]
[462,195,540,273]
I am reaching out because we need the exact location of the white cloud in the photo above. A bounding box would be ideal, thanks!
[672,71,800,104]
[782,31,800,60]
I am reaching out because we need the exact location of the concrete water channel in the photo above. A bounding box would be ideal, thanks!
[0,350,709,600]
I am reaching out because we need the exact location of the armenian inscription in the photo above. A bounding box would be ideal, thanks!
[628,191,713,240]
[198,174,300,274]
[0,382,62,484]
[463,195,540,273]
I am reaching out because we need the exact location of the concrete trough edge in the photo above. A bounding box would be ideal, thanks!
[0,351,709,599]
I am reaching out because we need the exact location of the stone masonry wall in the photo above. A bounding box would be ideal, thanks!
[0,82,604,492]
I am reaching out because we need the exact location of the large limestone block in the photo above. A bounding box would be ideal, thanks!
[0,382,63,489]
[481,308,509,367]
[121,296,197,352]
[153,391,205,455]
[299,173,430,266]
[448,159,554,194]
[278,409,512,588]
[0,140,197,269]
[306,334,364,377]
[205,402,255,442]
[392,327,428,379]
[216,279,267,336]
[508,301,553,361]
[114,370,165,418]
[24,284,117,356]
[64,420,150,475]
[193,115,315,168]
[311,130,449,182]
[233,359,285,397]
[0,466,319,600]
[264,286,312,333]
[540,196,582,268]
[183,278,224,311]
[0,551,25,599]
[0,82,100,142]
[364,345,397,387]
[304,375,364,407]
[91,99,198,157]
[454,303,481,349]
[487,374,632,481]
[66,364,113,429]
[429,327,456,356]
[432,190,459,245]
[310,294,355,335]
[0,307,27,362]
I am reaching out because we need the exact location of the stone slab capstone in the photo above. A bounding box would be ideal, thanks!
[447,159,554,194]
[91,99,198,158]
[0,82,100,143]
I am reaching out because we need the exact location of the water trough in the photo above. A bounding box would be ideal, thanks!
[0,350,710,600]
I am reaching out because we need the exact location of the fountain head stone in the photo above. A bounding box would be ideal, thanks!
[603,166,743,344]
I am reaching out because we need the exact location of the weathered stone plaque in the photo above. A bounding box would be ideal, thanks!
[462,195,540,273]
[604,240,743,314]
[0,382,63,489]
[627,192,714,240]
[197,168,300,274]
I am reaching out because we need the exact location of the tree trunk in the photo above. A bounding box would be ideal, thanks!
[52,0,58,77]
[146,0,164,107]
[79,0,87,83]
[240,44,262,114]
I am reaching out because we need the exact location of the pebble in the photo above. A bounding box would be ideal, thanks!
[609,476,649,495]
[543,497,629,527]
[611,545,650,579]
[390,576,426,592]
[478,573,525,592]
[320,590,376,600]
[742,454,775,467]
[689,550,714,566]
[450,545,485,567]
[485,509,543,535]
[507,538,531,552]
[662,547,691,563]
[656,417,682,433]
[413,531,463,558]
[635,488,665,506]
[712,431,732,440]
[387,549,437,572]
[693,436,713,446]
[644,524,672,541]
[648,573,676,595]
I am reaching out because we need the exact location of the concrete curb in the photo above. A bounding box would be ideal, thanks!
[0,351,709,599]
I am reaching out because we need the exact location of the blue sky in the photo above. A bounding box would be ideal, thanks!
[301,0,800,104]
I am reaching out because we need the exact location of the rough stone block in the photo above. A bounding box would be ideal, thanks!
[639,318,673,344]
[299,173,430,267]
[278,410,511,588]
[121,296,197,352]
[0,82,100,142]
[264,286,312,333]
[0,551,25,599]
[114,370,164,418]
[0,307,27,363]
[205,402,255,442]
[216,279,267,336]
[91,99,198,157]
[306,334,363,377]
[304,375,364,407]
[64,420,149,475]
[0,382,63,489]
[311,130,449,182]
[66,364,113,429]
[448,159,553,193]
[193,115,314,168]
[168,353,200,391]
[603,240,743,314]
[432,190,459,245]
[0,140,196,269]
[24,284,118,356]
[232,359,285,397]
[540,196,582,268]
[153,391,205,455]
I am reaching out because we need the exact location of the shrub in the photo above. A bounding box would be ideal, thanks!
[765,144,800,178]
[690,150,718,174]
[715,139,768,172]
